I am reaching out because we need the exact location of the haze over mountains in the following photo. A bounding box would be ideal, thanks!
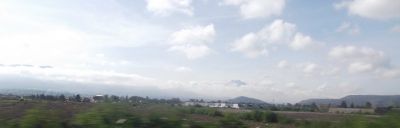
[299,95,400,107]
[3,87,400,108]
[226,96,268,104]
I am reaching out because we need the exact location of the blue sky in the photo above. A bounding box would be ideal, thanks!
[0,0,399,103]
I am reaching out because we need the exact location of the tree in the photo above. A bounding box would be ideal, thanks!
[311,102,319,112]
[265,112,278,123]
[75,94,82,102]
[82,97,91,102]
[350,102,354,108]
[59,94,66,101]
[213,110,224,117]
[366,102,372,108]
[253,110,263,122]
[110,95,119,102]
[340,101,347,108]
[39,94,45,100]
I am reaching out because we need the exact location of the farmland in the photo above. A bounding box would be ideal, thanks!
[0,98,399,128]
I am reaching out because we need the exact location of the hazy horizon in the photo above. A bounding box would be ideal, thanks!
[0,0,399,103]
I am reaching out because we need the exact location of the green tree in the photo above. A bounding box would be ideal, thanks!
[212,110,224,117]
[311,102,319,112]
[75,94,82,102]
[340,101,347,108]
[253,110,264,122]
[59,94,66,101]
[365,102,372,108]
[265,112,278,123]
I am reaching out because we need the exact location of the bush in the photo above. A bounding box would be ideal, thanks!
[212,110,224,117]
[265,112,278,123]
[219,115,245,128]
[253,110,264,122]
[20,108,62,128]
[72,104,141,128]
[146,114,183,128]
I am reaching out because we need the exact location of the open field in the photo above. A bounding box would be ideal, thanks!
[274,111,381,121]
[1,99,399,128]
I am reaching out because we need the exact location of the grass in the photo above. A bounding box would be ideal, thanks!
[0,99,399,128]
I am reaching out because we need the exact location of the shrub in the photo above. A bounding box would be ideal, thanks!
[219,115,245,128]
[265,112,278,123]
[212,110,224,117]
[72,104,141,128]
[146,114,183,128]
[253,110,264,122]
[20,108,62,128]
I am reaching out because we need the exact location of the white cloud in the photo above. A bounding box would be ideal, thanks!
[286,82,296,87]
[381,69,400,79]
[329,45,389,73]
[222,0,285,19]
[231,19,296,57]
[336,22,360,35]
[175,66,192,72]
[329,45,388,64]
[258,19,297,43]
[231,33,268,58]
[289,33,315,50]
[0,0,171,68]
[277,60,289,68]
[146,0,193,16]
[335,0,400,20]
[348,62,374,73]
[0,66,156,87]
[169,44,211,59]
[232,19,319,57]
[0,26,89,66]
[302,63,318,73]
[391,25,400,33]
[169,24,215,59]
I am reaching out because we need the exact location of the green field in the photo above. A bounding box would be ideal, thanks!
[0,99,399,128]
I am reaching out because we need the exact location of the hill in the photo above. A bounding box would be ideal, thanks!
[298,98,340,105]
[226,96,268,104]
[298,95,400,107]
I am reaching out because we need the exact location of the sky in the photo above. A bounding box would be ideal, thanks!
[0,0,399,103]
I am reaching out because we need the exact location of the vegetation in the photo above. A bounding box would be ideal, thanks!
[20,108,62,128]
[293,111,400,128]
[1,93,400,128]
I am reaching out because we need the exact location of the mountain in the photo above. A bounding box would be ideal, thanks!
[298,98,340,105]
[341,95,400,107]
[0,89,75,96]
[298,95,400,107]
[226,96,268,104]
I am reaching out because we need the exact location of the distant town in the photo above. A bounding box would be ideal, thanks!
[1,89,399,115]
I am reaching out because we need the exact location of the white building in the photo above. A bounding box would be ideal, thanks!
[232,104,240,109]
[184,101,239,109]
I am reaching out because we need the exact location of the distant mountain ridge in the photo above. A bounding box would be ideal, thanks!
[0,89,75,96]
[226,96,268,104]
[299,95,400,107]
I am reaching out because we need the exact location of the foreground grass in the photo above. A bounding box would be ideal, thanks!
[0,100,399,128]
